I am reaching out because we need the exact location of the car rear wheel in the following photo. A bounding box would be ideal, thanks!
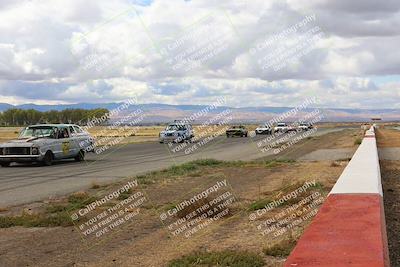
[75,150,85,162]
[0,162,11,167]
[43,151,53,166]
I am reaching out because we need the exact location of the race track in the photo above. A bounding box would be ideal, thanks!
[0,128,344,206]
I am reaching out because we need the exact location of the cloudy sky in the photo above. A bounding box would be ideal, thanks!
[0,0,399,108]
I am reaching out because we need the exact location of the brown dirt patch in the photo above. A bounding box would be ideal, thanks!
[0,159,345,267]
[377,128,400,266]
[263,128,362,161]
[381,160,400,267]
[377,128,400,147]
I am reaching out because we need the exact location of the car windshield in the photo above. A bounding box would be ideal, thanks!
[277,123,286,126]
[166,124,186,131]
[19,126,57,139]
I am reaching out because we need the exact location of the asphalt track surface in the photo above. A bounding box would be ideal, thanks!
[0,128,344,206]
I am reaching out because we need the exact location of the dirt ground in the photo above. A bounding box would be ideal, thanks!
[0,162,344,267]
[0,128,360,267]
[377,127,400,147]
[377,128,400,266]
[0,127,21,143]
[262,128,363,161]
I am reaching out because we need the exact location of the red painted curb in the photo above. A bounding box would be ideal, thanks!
[284,194,390,267]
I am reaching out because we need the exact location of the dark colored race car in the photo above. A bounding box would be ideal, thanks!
[226,125,248,137]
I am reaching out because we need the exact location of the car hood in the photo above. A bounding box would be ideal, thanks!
[0,138,42,147]
[161,130,180,134]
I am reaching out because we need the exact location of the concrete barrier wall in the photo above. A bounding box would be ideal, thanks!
[284,126,390,267]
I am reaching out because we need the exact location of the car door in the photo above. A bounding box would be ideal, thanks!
[74,125,93,152]
[43,127,61,158]
[68,126,80,157]
[57,126,73,159]
[49,127,64,159]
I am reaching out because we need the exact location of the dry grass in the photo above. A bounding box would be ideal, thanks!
[0,126,253,144]
[0,124,332,144]
[168,250,266,267]
[0,157,345,266]
[354,137,362,145]
[377,128,400,147]
[0,127,22,142]
[0,191,100,228]
[0,207,8,212]
[263,239,297,257]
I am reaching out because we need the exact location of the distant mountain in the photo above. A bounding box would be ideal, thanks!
[0,103,13,111]
[6,103,123,112]
[0,102,399,122]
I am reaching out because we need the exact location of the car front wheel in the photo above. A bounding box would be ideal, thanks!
[75,150,85,162]
[43,151,53,166]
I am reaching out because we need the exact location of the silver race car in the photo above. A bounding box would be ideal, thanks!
[159,121,195,143]
[0,124,95,167]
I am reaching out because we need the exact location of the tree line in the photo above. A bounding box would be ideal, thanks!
[0,108,110,126]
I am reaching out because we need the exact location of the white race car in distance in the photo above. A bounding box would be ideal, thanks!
[255,124,273,135]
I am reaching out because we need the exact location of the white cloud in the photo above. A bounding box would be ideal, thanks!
[0,0,399,108]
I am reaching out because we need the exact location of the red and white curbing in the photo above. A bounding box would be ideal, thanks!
[284,126,390,267]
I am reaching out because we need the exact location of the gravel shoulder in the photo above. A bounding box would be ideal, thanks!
[377,128,400,266]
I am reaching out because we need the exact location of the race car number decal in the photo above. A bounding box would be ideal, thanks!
[62,142,70,155]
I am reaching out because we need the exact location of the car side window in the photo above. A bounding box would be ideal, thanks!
[69,126,76,135]
[58,127,70,139]
[74,126,83,133]
[50,127,58,139]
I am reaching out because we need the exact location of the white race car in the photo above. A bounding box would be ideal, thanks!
[255,124,273,135]
[274,122,289,133]
[159,121,195,143]
[297,122,314,131]
[0,124,95,167]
